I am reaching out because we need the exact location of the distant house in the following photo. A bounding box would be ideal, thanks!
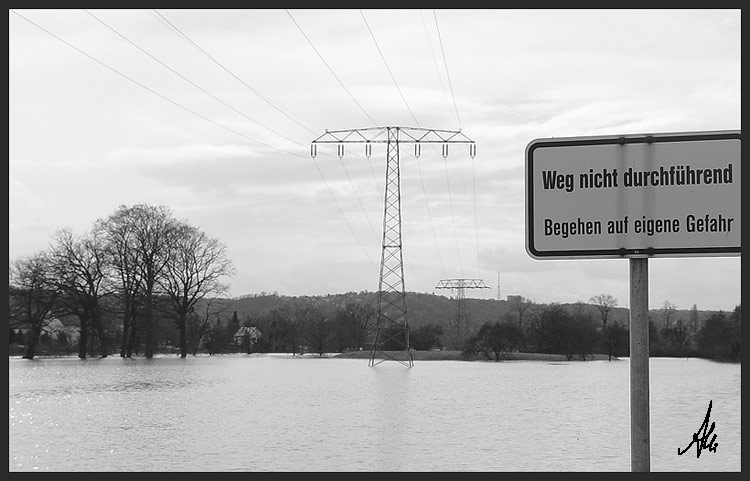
[13,318,80,345]
[45,318,80,343]
[233,326,261,347]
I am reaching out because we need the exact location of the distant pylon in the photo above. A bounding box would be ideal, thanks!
[435,278,489,349]
[312,126,476,367]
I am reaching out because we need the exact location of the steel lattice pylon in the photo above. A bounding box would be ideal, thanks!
[312,126,476,367]
[435,278,489,350]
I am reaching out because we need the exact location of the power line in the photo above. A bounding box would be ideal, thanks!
[312,126,476,367]
[85,10,302,150]
[142,10,386,270]
[149,10,394,274]
[413,156,448,280]
[433,9,480,277]
[472,156,481,277]
[288,9,448,289]
[421,9,477,279]
[337,155,381,243]
[152,9,320,136]
[141,9,387,274]
[421,10,454,118]
[442,149,464,278]
[360,10,421,128]
[433,10,462,131]
[12,9,380,282]
[14,10,480,297]
[310,158,379,271]
[286,9,379,127]
[285,9,384,203]
[360,9,465,281]
[10,10,295,157]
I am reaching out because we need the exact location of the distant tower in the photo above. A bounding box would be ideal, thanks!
[312,127,476,367]
[497,272,501,301]
[435,278,489,349]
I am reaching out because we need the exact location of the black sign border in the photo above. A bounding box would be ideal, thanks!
[526,130,741,259]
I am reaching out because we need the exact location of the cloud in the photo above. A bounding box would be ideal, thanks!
[9,9,741,311]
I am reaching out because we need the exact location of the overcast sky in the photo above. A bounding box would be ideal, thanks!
[9,9,741,311]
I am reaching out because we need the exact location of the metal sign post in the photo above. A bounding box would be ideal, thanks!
[629,257,650,472]
[524,130,741,472]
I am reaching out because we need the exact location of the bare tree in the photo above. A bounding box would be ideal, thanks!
[660,300,678,329]
[188,297,228,356]
[9,251,62,359]
[98,213,139,357]
[49,228,110,358]
[305,315,332,357]
[331,301,376,352]
[286,303,320,355]
[158,223,235,358]
[589,293,617,328]
[508,295,534,328]
[99,204,179,358]
[98,208,143,357]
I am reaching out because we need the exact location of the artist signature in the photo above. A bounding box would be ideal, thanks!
[678,400,718,458]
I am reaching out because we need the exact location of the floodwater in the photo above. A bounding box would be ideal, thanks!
[8,354,741,472]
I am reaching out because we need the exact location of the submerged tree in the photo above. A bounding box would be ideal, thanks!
[187,297,228,356]
[158,223,234,358]
[530,303,597,360]
[304,313,332,357]
[330,301,376,352]
[9,251,62,359]
[410,322,445,351]
[49,228,111,359]
[469,320,524,361]
[99,204,179,358]
[98,208,144,357]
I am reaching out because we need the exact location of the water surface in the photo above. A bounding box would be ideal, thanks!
[9,355,741,471]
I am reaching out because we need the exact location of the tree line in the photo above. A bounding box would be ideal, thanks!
[10,281,741,363]
[464,295,741,362]
[9,204,740,363]
[9,204,234,360]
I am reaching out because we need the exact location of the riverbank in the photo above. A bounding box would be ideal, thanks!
[333,350,617,362]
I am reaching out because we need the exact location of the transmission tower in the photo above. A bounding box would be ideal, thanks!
[312,126,476,367]
[435,278,489,349]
